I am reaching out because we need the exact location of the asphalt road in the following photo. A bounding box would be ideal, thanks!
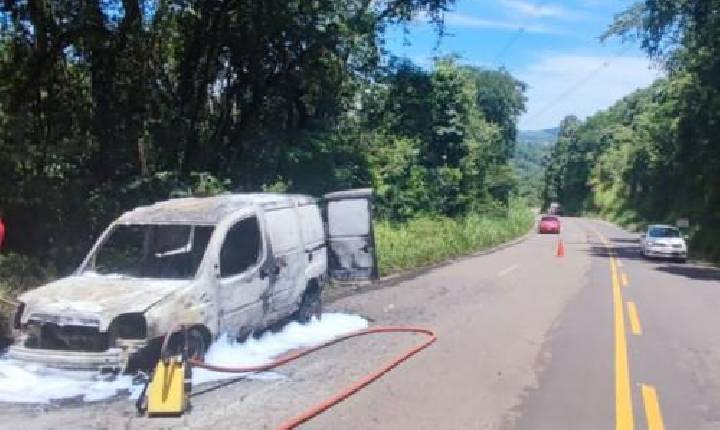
[3,217,720,429]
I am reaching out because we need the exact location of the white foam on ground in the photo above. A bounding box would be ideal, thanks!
[0,313,367,403]
[0,361,136,403]
[192,313,368,384]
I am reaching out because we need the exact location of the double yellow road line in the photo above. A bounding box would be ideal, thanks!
[609,253,635,429]
[626,302,642,336]
[641,384,665,430]
[592,228,665,430]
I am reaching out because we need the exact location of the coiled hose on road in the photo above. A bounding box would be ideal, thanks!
[156,325,437,429]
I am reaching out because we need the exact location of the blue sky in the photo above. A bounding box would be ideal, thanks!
[384,0,663,130]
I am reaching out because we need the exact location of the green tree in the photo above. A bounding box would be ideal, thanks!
[0,0,455,267]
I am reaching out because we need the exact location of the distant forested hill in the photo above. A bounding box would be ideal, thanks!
[517,128,559,146]
[513,129,556,205]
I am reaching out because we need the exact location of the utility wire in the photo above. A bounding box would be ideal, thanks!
[493,0,550,67]
[523,45,634,124]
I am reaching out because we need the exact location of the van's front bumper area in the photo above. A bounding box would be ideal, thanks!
[7,345,127,371]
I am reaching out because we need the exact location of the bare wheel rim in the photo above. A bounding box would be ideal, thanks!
[187,329,207,360]
[298,289,321,323]
[169,329,207,360]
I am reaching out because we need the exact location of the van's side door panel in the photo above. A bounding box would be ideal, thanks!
[216,213,270,337]
[298,204,327,285]
[264,208,305,317]
[324,189,378,283]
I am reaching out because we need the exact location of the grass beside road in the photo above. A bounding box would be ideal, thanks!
[375,204,535,276]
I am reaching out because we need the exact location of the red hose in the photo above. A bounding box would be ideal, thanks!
[187,326,437,429]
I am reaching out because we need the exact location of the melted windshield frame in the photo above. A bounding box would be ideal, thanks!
[82,223,215,280]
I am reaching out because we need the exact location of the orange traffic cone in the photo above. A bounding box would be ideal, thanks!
[556,238,565,257]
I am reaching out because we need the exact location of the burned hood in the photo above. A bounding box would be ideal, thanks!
[18,275,190,330]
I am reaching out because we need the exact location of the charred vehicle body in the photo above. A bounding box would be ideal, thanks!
[9,190,377,371]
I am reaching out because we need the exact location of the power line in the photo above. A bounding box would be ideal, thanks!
[523,45,634,124]
[494,28,526,66]
[493,0,550,67]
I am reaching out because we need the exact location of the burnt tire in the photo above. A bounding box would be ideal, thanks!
[295,285,322,324]
[129,327,209,372]
[168,327,209,361]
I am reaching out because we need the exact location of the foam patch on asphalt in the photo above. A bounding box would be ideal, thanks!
[0,362,136,403]
[0,313,368,403]
[192,312,369,384]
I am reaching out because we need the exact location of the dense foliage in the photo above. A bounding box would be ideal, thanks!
[513,134,551,206]
[544,0,720,260]
[0,1,529,275]
[364,60,526,219]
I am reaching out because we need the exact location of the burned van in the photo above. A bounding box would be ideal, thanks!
[8,190,376,371]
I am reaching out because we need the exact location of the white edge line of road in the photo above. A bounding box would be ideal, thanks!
[325,227,536,306]
[498,264,520,277]
[376,227,537,287]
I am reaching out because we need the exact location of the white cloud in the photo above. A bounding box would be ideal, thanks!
[517,54,664,130]
[576,0,624,8]
[443,12,563,34]
[501,0,579,20]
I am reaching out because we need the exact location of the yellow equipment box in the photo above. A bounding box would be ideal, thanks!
[147,358,187,416]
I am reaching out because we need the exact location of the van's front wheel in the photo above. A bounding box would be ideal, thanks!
[185,328,209,360]
[167,327,209,361]
[295,284,322,324]
[131,327,209,372]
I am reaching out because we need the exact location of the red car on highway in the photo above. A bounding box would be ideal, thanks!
[538,216,561,234]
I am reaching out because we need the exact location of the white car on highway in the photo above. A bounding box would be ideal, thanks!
[640,224,688,262]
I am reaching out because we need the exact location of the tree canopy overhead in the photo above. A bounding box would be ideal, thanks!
[0,0,533,271]
[1,0,452,181]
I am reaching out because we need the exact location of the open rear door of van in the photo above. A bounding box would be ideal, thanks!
[323,189,378,283]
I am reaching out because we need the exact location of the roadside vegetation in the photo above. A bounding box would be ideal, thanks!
[0,254,54,341]
[513,134,553,208]
[0,1,537,334]
[376,201,534,276]
[543,0,720,262]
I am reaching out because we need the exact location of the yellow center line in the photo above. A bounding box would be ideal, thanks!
[621,273,629,287]
[611,255,634,430]
[641,384,666,430]
[586,224,634,430]
[626,302,643,335]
